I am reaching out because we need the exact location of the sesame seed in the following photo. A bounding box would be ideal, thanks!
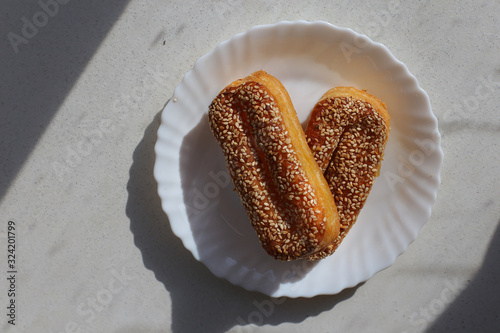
[208,77,332,261]
[304,91,389,260]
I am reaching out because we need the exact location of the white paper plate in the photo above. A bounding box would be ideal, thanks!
[154,21,443,297]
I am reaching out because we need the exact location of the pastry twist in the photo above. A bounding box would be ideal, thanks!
[305,87,390,260]
[208,71,340,260]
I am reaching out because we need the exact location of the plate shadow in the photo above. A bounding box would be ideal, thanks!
[127,111,360,333]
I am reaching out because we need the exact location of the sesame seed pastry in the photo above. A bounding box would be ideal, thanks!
[208,71,340,261]
[305,87,390,260]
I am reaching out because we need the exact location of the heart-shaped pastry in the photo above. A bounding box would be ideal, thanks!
[209,71,390,261]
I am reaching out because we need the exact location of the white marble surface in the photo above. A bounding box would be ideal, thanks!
[1,1,499,332]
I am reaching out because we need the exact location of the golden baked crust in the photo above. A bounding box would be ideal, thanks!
[208,71,340,260]
[305,87,390,260]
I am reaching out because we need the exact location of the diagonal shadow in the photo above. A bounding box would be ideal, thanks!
[127,111,360,333]
[426,218,500,333]
[0,0,131,200]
